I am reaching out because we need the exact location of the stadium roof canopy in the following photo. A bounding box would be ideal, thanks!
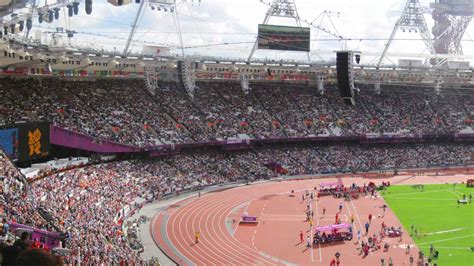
[0,0,474,83]
[0,0,473,74]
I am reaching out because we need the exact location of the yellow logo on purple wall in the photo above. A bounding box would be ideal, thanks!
[28,128,42,156]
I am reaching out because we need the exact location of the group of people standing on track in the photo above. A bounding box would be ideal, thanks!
[299,184,414,266]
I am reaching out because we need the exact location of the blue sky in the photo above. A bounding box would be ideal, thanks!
[18,0,474,64]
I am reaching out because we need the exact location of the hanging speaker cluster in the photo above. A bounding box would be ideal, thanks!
[26,17,32,30]
[74,2,79,15]
[336,51,355,106]
[67,2,80,17]
[85,0,93,15]
[37,6,62,24]
[67,4,73,17]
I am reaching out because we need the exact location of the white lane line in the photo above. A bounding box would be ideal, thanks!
[173,194,215,264]
[262,213,346,218]
[217,193,277,265]
[227,201,250,237]
[314,195,322,262]
[174,198,210,264]
[193,194,233,263]
[203,197,247,264]
[382,197,456,201]
[214,191,277,264]
[446,190,461,200]
[252,199,269,251]
[257,217,346,222]
[417,234,474,245]
[263,213,306,217]
[247,197,281,265]
[157,213,193,265]
[188,191,269,265]
[311,230,314,263]
[199,196,242,263]
[349,200,373,256]
[426,228,464,235]
[194,190,274,264]
[220,189,278,264]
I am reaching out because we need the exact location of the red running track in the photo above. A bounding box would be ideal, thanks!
[153,184,280,265]
[151,175,458,265]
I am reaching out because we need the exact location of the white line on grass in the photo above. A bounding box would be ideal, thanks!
[446,190,461,200]
[383,189,450,196]
[426,228,464,236]
[417,246,472,250]
[382,197,454,201]
[417,234,474,245]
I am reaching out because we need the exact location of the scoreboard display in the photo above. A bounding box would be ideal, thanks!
[257,24,311,52]
[0,122,50,162]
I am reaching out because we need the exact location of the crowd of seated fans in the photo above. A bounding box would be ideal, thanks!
[359,85,449,134]
[0,76,471,264]
[0,152,50,231]
[0,77,472,146]
[0,142,471,264]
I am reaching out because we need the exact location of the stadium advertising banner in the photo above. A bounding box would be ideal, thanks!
[257,24,310,52]
[0,127,19,160]
[17,123,50,162]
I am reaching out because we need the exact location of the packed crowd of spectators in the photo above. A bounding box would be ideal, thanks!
[0,142,472,264]
[0,77,472,146]
[0,151,49,231]
[1,76,471,264]
[358,85,456,134]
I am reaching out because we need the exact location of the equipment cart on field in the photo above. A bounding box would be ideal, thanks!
[313,223,353,244]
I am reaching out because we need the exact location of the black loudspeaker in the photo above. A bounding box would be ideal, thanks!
[67,5,73,17]
[73,2,79,15]
[336,52,354,105]
[177,61,186,90]
[355,54,361,64]
[85,0,92,15]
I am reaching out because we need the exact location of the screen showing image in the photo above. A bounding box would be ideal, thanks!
[257,24,311,52]
[0,127,19,160]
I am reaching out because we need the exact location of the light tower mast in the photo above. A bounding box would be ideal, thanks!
[377,0,435,68]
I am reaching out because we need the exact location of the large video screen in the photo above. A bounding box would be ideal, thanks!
[257,24,311,52]
[0,127,19,160]
[17,123,50,162]
[0,123,50,161]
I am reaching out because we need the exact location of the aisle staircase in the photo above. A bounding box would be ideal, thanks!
[143,68,156,96]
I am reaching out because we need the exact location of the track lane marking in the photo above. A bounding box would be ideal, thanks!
[175,195,218,264]
[208,189,278,264]
[313,195,322,262]
[215,190,279,264]
[190,190,272,264]
[349,199,373,256]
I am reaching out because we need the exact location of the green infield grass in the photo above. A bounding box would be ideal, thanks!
[383,184,474,266]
